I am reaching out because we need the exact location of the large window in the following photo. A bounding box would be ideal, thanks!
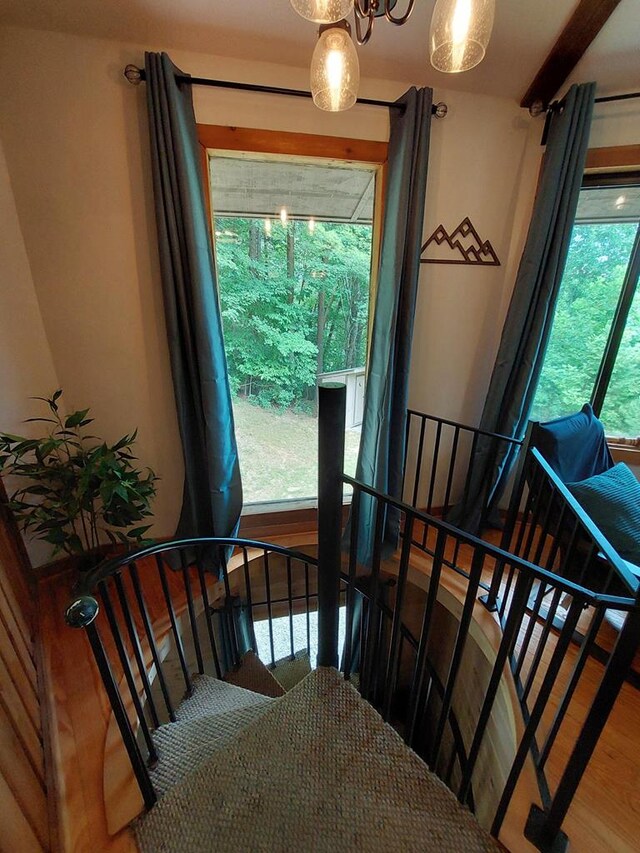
[531,173,640,439]
[199,127,386,506]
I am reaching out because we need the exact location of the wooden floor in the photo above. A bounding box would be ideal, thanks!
[39,525,640,852]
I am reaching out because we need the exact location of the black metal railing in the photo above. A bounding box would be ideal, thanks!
[332,390,639,851]
[64,387,640,853]
[481,445,640,847]
[403,409,524,526]
[65,537,319,808]
[402,410,523,585]
[337,463,640,852]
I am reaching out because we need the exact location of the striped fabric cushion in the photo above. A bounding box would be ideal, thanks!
[568,462,640,564]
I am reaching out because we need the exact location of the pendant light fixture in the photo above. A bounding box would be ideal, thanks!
[290,0,354,24]
[429,0,495,73]
[310,20,360,112]
[292,0,493,111]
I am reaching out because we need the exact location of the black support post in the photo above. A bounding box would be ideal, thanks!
[317,383,346,669]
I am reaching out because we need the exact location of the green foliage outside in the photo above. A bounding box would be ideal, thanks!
[215,217,372,410]
[531,222,640,436]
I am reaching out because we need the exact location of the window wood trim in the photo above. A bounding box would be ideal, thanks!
[585,144,640,173]
[196,124,388,166]
[197,124,387,514]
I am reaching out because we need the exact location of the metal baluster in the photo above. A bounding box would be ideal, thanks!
[195,552,222,679]
[412,416,427,509]
[242,547,258,652]
[304,561,311,657]
[513,580,548,683]
[113,573,160,728]
[219,545,240,665]
[491,597,584,838]
[360,499,386,700]
[537,607,606,771]
[521,587,563,706]
[430,548,485,770]
[286,555,295,659]
[443,426,460,517]
[98,581,158,764]
[402,412,413,498]
[264,550,276,667]
[460,430,479,520]
[179,550,204,674]
[458,570,532,804]
[342,488,361,680]
[426,421,442,515]
[86,621,157,809]
[407,528,447,745]
[383,514,414,721]
[156,555,193,696]
[527,605,640,849]
[129,561,175,722]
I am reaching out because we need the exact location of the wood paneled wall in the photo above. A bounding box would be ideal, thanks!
[0,480,50,851]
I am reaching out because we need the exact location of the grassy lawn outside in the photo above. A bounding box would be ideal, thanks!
[232,397,361,504]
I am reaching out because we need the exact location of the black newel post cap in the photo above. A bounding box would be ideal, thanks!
[65,595,100,628]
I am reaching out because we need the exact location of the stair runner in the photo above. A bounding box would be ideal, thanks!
[135,665,499,852]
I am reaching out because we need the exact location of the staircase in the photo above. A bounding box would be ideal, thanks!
[135,660,498,852]
[63,387,640,852]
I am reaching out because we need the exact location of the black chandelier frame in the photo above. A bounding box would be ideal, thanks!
[351,0,417,46]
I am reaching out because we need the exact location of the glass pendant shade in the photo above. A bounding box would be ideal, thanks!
[310,23,360,112]
[290,0,353,24]
[429,0,495,73]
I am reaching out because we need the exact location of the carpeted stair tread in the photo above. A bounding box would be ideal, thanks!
[223,650,285,697]
[136,668,499,852]
[151,698,274,797]
[173,672,272,723]
[271,648,312,691]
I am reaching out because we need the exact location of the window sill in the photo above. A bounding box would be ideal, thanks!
[608,443,640,466]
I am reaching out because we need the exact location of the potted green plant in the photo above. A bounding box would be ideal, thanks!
[0,390,157,569]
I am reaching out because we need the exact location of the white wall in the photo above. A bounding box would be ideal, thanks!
[0,137,60,564]
[0,25,545,560]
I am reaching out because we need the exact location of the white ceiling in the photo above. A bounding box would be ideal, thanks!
[0,0,639,102]
[209,155,376,223]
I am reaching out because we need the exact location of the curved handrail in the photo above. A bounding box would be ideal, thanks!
[73,537,319,594]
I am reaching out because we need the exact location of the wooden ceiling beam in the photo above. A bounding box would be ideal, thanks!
[520,0,623,109]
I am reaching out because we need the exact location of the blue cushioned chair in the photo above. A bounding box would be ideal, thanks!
[530,403,614,484]
[528,404,623,594]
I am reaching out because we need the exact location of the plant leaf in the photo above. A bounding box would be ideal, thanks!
[65,409,90,429]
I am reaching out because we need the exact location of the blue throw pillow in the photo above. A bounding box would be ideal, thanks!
[567,463,640,564]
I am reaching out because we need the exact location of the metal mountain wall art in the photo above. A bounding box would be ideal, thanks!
[420,217,500,266]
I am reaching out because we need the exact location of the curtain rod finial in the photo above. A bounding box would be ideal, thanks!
[529,99,546,117]
[124,64,144,85]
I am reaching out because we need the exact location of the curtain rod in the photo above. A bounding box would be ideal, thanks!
[595,91,640,104]
[123,65,448,117]
[537,90,640,145]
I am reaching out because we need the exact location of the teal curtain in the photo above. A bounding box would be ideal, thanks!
[145,53,242,554]
[352,87,432,565]
[450,82,596,534]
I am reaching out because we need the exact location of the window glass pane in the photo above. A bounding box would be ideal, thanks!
[531,220,638,423]
[209,154,375,504]
[599,282,640,437]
